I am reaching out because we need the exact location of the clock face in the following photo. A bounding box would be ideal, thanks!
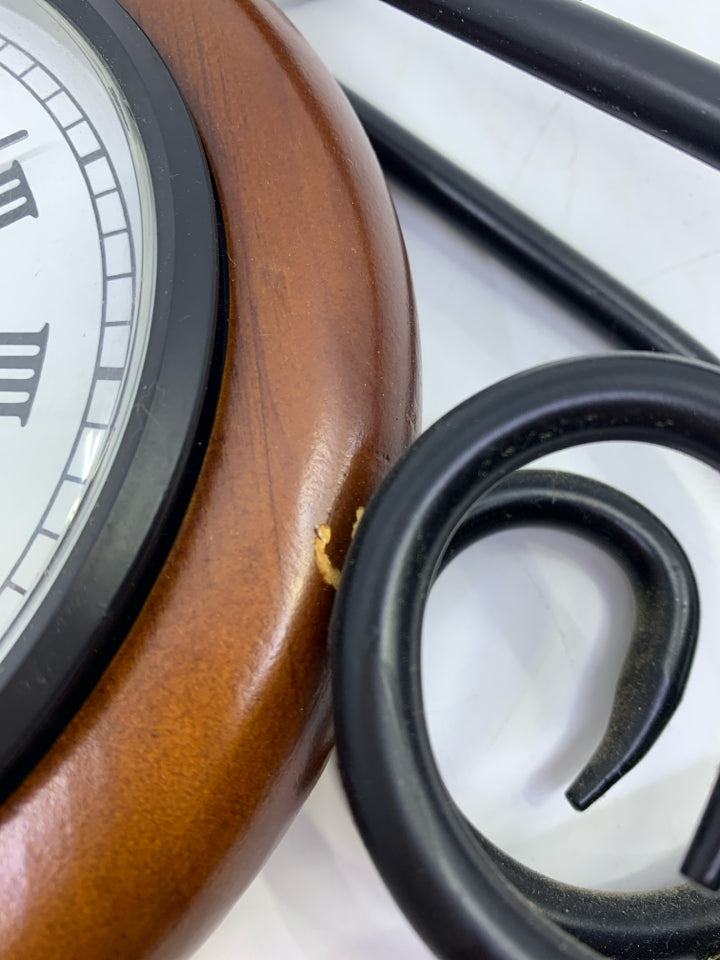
[0,0,156,661]
[0,0,221,795]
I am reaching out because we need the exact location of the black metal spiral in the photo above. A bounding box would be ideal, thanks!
[331,1,720,956]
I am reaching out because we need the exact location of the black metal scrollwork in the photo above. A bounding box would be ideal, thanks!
[334,1,720,956]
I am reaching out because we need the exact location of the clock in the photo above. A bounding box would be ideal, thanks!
[0,0,220,800]
[0,0,418,958]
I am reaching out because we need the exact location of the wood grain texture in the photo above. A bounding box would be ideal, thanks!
[0,0,418,957]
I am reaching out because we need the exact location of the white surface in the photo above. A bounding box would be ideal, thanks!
[194,1,720,956]
[0,0,155,657]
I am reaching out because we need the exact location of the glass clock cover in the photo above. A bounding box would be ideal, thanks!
[0,0,220,794]
[0,0,156,657]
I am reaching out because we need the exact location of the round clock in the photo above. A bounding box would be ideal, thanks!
[0,0,220,799]
[0,0,418,958]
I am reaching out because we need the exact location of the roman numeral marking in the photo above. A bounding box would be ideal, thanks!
[0,159,38,230]
[0,325,49,426]
[0,130,28,152]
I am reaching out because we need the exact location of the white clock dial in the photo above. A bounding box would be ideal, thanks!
[0,0,156,660]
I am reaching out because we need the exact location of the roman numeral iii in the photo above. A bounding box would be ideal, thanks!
[0,326,49,426]
[0,160,38,230]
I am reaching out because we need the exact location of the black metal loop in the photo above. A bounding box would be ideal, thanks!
[344,88,718,365]
[333,0,720,952]
[440,468,699,811]
[331,353,720,960]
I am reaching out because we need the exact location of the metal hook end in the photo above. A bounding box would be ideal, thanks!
[682,772,720,890]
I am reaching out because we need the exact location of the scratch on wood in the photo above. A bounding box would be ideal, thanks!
[315,507,365,589]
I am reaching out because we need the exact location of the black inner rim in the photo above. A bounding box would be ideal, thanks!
[0,0,224,801]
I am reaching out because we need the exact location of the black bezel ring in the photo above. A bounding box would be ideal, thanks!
[332,353,720,960]
[0,0,223,799]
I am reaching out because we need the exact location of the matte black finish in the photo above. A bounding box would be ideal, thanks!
[345,89,718,364]
[339,2,720,951]
[336,3,720,949]
[332,354,720,960]
[476,830,720,960]
[378,0,720,170]
[0,0,222,799]
[439,468,699,812]
[682,776,720,890]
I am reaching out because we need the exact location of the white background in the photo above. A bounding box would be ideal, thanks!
[194,1,720,956]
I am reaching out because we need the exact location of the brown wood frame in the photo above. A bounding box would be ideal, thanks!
[0,0,419,956]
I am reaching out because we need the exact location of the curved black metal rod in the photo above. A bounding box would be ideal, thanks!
[682,775,720,889]
[332,354,720,960]
[378,0,720,171]
[336,0,720,947]
[346,84,720,885]
[472,826,720,959]
[344,88,718,364]
[441,468,699,811]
